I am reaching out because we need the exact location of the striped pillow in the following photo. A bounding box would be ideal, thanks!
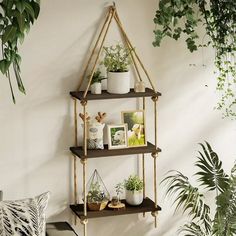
[0,192,50,236]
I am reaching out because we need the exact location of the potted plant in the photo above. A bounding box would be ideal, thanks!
[124,175,143,206]
[111,182,124,206]
[89,69,106,94]
[102,43,132,94]
[162,142,236,235]
[87,181,109,211]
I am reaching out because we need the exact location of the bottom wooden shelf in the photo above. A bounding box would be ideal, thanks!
[70,197,161,220]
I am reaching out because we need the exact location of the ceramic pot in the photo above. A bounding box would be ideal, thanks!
[107,71,130,94]
[91,82,102,94]
[125,190,143,206]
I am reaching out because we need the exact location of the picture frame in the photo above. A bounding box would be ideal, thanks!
[107,124,128,150]
[121,110,147,148]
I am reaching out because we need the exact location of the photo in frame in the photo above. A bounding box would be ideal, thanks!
[107,124,128,150]
[121,110,146,147]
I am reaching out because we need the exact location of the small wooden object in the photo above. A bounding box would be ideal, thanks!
[108,202,125,211]
[95,112,106,123]
[79,112,91,122]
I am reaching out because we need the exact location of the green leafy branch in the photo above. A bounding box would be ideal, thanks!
[0,0,40,103]
[153,0,236,118]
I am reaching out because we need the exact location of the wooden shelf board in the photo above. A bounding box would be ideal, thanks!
[70,197,161,220]
[70,142,161,159]
[70,88,161,101]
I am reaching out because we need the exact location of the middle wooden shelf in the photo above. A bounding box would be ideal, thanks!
[70,141,161,159]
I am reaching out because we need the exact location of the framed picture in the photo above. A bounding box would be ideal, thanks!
[107,124,128,150]
[121,110,146,147]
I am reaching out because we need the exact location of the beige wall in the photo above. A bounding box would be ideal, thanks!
[0,0,235,236]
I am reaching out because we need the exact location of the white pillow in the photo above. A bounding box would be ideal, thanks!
[0,192,50,236]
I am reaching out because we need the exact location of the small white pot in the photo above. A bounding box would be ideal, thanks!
[125,190,143,206]
[91,82,102,94]
[107,71,130,94]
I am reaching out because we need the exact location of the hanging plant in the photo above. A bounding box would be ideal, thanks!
[153,0,236,118]
[0,0,40,103]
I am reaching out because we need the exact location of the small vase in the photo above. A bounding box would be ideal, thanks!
[134,81,145,93]
[91,82,102,94]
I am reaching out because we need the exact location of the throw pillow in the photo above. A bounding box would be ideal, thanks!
[0,192,50,236]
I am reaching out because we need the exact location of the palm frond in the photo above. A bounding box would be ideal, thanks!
[213,161,236,236]
[178,222,208,236]
[162,171,212,233]
[195,142,229,193]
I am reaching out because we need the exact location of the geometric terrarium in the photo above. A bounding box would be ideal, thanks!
[86,169,110,211]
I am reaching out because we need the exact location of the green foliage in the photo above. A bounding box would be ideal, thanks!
[102,43,132,72]
[0,0,40,103]
[89,69,105,85]
[162,142,236,235]
[153,0,236,118]
[87,182,107,203]
[115,182,123,197]
[124,175,143,191]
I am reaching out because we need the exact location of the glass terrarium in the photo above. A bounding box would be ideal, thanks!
[86,169,110,211]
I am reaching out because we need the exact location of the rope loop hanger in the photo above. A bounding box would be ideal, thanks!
[77,3,157,98]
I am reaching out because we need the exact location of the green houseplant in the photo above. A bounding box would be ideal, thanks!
[87,182,109,211]
[124,175,143,206]
[0,0,40,103]
[102,43,132,94]
[153,0,236,118]
[89,69,105,94]
[162,142,236,235]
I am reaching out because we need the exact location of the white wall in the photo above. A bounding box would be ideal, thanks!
[0,1,235,236]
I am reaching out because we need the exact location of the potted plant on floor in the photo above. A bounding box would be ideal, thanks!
[124,175,143,206]
[102,43,132,94]
[162,142,236,235]
[89,69,106,94]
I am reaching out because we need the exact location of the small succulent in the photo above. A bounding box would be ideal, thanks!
[89,69,106,85]
[87,182,106,203]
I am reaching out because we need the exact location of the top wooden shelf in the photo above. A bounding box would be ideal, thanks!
[70,88,161,101]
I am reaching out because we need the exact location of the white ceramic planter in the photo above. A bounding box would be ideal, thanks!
[107,71,130,94]
[125,190,143,206]
[91,82,102,94]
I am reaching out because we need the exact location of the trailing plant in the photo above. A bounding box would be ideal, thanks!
[102,43,132,72]
[162,142,236,235]
[89,69,106,85]
[124,175,143,191]
[0,0,40,103]
[153,0,236,118]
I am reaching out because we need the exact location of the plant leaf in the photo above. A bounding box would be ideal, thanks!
[2,25,17,43]
[195,142,230,193]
